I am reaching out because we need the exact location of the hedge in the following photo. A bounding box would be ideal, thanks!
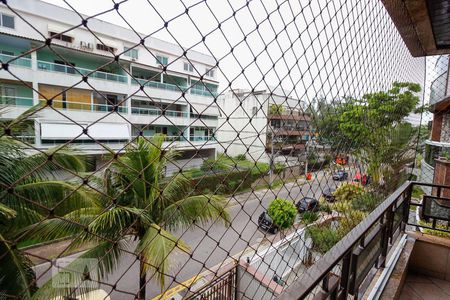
[191,169,259,195]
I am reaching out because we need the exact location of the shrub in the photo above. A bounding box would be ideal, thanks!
[351,192,383,212]
[333,182,365,202]
[411,186,425,199]
[267,198,297,230]
[301,211,319,224]
[306,224,341,253]
[251,162,270,177]
[191,169,255,195]
[201,157,229,172]
[274,162,285,174]
[318,198,332,214]
[235,154,247,161]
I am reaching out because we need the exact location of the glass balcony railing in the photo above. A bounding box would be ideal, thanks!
[37,60,128,83]
[130,107,188,117]
[190,88,218,97]
[429,71,449,105]
[190,136,214,142]
[40,99,127,113]
[0,53,32,68]
[131,78,188,92]
[0,96,33,106]
[190,113,218,120]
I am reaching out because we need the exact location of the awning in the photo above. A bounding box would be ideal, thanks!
[190,102,219,116]
[40,122,130,140]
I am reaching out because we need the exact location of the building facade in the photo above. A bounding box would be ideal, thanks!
[0,0,220,170]
[217,89,312,163]
[422,55,450,193]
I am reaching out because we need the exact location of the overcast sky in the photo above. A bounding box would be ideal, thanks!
[41,0,431,122]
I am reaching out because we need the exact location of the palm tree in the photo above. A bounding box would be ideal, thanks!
[32,136,230,300]
[0,134,88,299]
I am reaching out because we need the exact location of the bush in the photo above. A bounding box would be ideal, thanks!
[191,169,255,195]
[411,186,425,199]
[306,224,341,253]
[251,162,270,176]
[333,182,365,202]
[235,154,247,161]
[267,198,297,230]
[201,157,229,172]
[318,198,332,214]
[351,192,383,212]
[274,162,285,174]
[301,211,319,224]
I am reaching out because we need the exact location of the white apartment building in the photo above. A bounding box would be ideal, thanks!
[217,89,312,163]
[0,0,219,170]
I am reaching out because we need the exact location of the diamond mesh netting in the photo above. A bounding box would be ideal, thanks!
[0,0,438,299]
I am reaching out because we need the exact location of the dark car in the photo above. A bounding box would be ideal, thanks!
[322,187,336,202]
[258,212,278,234]
[332,170,348,181]
[296,197,319,213]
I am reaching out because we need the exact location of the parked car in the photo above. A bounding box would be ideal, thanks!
[258,211,278,234]
[322,187,336,202]
[332,170,349,181]
[296,197,319,213]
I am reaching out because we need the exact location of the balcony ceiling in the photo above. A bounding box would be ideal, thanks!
[382,0,450,57]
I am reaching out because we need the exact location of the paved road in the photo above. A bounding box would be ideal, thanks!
[34,169,353,299]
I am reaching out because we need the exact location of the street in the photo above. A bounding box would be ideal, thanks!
[34,169,350,299]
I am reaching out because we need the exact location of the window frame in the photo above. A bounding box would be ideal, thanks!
[156,55,169,66]
[0,13,15,29]
[184,62,193,72]
[124,47,139,59]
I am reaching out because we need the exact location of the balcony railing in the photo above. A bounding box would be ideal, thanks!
[278,181,450,300]
[429,71,449,105]
[0,53,32,68]
[40,99,128,113]
[190,113,218,120]
[190,136,214,142]
[130,107,188,117]
[0,96,33,107]
[131,78,188,92]
[190,88,218,97]
[37,60,128,83]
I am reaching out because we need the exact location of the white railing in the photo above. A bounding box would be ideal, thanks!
[40,99,128,113]
[0,53,32,68]
[0,96,33,106]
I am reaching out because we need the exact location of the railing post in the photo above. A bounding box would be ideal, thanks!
[337,251,352,300]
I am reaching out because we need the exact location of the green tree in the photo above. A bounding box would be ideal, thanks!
[267,198,297,230]
[32,136,230,300]
[0,124,87,298]
[269,103,285,115]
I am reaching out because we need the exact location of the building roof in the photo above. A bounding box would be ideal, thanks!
[382,0,450,57]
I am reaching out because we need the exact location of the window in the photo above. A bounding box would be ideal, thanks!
[205,67,215,77]
[156,55,168,66]
[97,43,116,53]
[124,47,138,59]
[183,62,193,72]
[0,50,14,56]
[49,31,73,43]
[0,13,14,29]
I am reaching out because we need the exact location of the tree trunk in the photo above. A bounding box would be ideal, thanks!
[139,255,146,300]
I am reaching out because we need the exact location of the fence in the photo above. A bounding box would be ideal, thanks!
[0,0,435,300]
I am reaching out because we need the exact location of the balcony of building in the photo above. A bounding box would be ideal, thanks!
[36,47,129,85]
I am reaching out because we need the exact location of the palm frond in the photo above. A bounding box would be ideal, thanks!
[0,234,36,299]
[162,195,230,231]
[136,223,190,290]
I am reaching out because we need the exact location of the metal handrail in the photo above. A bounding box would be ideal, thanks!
[278,180,450,299]
[40,99,128,113]
[0,96,34,106]
[278,181,412,299]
